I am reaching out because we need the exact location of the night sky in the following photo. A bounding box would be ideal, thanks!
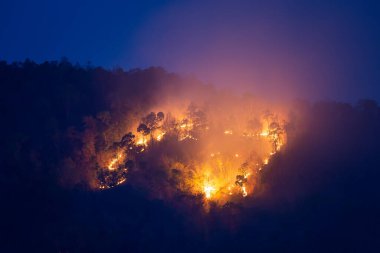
[1,0,380,101]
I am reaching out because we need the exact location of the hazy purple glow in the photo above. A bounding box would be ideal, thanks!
[129,1,380,101]
[1,0,379,101]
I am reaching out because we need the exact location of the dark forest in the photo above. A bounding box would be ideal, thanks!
[1,60,380,252]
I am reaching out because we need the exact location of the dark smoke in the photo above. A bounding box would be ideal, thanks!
[1,60,379,252]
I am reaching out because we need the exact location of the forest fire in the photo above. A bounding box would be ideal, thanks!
[94,103,287,204]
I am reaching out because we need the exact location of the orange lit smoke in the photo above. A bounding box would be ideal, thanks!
[95,101,287,205]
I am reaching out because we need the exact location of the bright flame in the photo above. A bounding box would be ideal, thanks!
[204,184,216,199]
[136,136,148,146]
[179,122,193,129]
[155,131,166,141]
[107,152,123,171]
[228,185,233,195]
[242,186,247,197]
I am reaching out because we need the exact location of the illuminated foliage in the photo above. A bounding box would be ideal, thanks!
[95,105,287,206]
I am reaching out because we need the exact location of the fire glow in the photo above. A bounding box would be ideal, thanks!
[95,103,287,205]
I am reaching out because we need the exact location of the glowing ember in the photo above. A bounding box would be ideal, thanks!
[116,178,126,185]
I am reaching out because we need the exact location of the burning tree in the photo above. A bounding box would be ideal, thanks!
[93,105,288,206]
